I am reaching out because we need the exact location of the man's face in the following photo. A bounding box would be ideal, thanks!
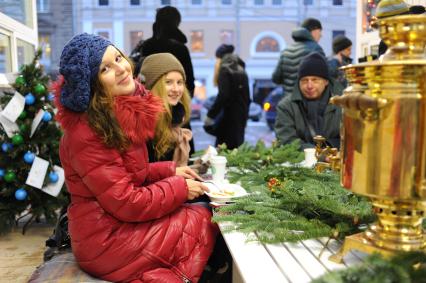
[311,29,322,42]
[340,46,352,58]
[299,76,329,100]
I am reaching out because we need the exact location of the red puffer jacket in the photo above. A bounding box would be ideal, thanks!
[54,79,217,283]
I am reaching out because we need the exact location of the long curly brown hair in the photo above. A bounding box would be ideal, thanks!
[87,52,133,152]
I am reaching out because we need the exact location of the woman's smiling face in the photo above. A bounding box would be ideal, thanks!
[164,71,185,106]
[98,46,135,97]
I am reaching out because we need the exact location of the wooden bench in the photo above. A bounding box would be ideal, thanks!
[220,224,367,283]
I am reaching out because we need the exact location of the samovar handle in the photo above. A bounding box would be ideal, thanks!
[330,93,388,111]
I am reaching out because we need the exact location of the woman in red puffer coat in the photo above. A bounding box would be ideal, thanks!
[54,33,217,283]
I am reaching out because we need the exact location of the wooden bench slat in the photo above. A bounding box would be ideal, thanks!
[222,231,289,283]
[301,239,347,271]
[317,238,366,265]
[265,243,312,283]
[283,241,328,279]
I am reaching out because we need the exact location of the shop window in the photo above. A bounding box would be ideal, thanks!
[0,33,12,73]
[16,39,35,70]
[255,36,280,52]
[39,34,51,69]
[130,31,143,49]
[190,30,204,53]
[220,30,234,45]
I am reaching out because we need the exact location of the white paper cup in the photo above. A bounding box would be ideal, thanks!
[210,156,227,183]
[304,148,317,167]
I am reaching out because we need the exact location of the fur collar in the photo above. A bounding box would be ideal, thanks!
[53,77,163,144]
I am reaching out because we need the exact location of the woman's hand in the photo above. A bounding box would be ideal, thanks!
[176,166,204,181]
[185,179,209,200]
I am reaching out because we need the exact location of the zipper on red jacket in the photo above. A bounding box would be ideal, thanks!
[182,277,191,283]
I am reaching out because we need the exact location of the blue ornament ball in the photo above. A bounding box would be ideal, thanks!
[15,188,27,201]
[42,111,52,122]
[49,171,59,183]
[0,169,4,178]
[23,151,35,164]
[25,93,35,105]
[1,143,12,152]
[47,93,55,101]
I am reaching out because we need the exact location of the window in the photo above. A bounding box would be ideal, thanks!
[190,30,204,52]
[39,34,51,69]
[272,0,282,5]
[36,0,50,13]
[333,0,342,5]
[220,30,234,45]
[98,0,109,6]
[96,31,110,40]
[191,0,202,4]
[255,36,280,52]
[0,0,34,27]
[130,31,144,49]
[332,30,345,39]
[221,0,232,4]
[16,39,35,70]
[161,0,171,5]
[254,0,264,5]
[303,0,313,5]
[0,33,12,73]
[130,0,140,5]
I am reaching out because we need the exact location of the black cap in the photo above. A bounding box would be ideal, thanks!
[215,44,235,59]
[301,18,322,31]
[332,35,352,54]
[298,52,329,80]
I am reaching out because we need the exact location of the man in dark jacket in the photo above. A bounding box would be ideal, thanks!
[275,52,343,150]
[138,6,195,96]
[327,35,352,88]
[204,44,250,149]
[138,6,196,153]
[272,18,325,95]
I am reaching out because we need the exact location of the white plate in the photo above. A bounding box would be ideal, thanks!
[204,182,248,203]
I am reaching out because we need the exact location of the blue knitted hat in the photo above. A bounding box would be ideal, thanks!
[59,33,112,112]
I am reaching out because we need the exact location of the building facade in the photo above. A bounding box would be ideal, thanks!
[37,0,74,75]
[73,0,357,99]
[0,0,38,87]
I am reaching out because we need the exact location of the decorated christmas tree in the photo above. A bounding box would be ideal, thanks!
[0,50,68,234]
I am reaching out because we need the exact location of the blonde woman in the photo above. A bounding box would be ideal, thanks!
[141,53,193,166]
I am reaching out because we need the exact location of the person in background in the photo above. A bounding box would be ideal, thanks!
[204,44,250,150]
[272,18,325,94]
[139,6,196,155]
[327,35,352,88]
[275,52,343,150]
[140,53,192,167]
[54,33,216,283]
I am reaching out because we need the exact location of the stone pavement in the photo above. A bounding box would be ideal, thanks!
[0,224,53,283]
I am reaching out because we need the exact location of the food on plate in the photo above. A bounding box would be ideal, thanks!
[209,188,236,197]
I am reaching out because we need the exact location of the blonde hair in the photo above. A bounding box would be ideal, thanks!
[151,74,191,158]
[213,58,222,87]
[87,50,134,152]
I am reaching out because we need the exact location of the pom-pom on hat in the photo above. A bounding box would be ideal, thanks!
[59,33,111,112]
[332,35,352,54]
[301,18,322,31]
[375,0,409,18]
[140,53,186,90]
[298,52,329,81]
[215,44,235,59]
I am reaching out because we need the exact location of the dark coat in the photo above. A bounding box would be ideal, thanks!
[272,28,325,94]
[141,26,195,96]
[274,79,343,149]
[207,54,250,149]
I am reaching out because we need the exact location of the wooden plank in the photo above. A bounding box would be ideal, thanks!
[283,241,328,279]
[301,239,347,271]
[317,238,366,265]
[221,231,289,283]
[265,243,312,283]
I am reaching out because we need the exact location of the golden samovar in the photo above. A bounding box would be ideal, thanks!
[329,14,426,263]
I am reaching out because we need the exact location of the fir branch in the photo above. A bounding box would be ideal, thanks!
[312,251,426,283]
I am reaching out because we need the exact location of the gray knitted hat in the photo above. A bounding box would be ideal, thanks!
[59,33,112,112]
[140,53,186,90]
